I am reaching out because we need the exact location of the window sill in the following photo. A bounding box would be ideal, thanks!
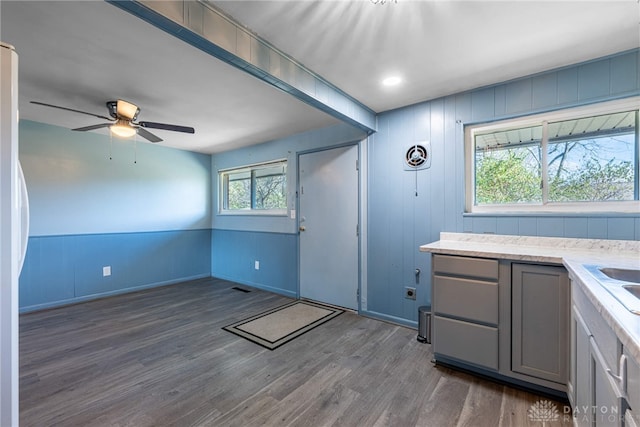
[217,209,288,217]
[466,201,640,215]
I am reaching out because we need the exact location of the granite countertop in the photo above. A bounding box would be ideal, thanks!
[420,232,640,360]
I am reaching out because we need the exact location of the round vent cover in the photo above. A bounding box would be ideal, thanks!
[405,144,428,168]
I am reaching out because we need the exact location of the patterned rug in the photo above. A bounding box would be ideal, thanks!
[223,300,344,350]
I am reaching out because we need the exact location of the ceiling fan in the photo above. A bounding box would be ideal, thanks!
[30,99,195,143]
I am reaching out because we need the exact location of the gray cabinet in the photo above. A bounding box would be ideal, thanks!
[432,254,499,370]
[572,306,594,427]
[511,263,569,385]
[431,254,569,395]
[626,349,640,427]
[571,281,629,427]
[591,337,623,427]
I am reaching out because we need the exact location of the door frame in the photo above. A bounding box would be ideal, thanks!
[296,141,364,312]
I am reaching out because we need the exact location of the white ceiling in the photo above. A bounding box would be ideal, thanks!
[213,0,640,112]
[1,1,638,154]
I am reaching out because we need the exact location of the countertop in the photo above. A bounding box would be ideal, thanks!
[420,232,640,360]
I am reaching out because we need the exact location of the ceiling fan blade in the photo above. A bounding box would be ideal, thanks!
[31,101,114,121]
[72,123,112,132]
[138,121,195,134]
[136,127,163,143]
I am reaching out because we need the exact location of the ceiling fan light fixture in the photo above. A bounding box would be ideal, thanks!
[116,99,140,120]
[110,120,137,138]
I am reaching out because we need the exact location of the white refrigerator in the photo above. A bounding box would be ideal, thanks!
[1,41,29,427]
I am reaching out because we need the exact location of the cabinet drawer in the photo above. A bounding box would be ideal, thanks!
[433,275,498,325]
[433,315,499,370]
[433,254,498,280]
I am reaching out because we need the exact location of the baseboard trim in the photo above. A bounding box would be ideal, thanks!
[210,274,297,299]
[19,274,211,313]
[360,309,418,329]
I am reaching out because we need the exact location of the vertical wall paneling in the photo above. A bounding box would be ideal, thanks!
[471,88,495,122]
[556,67,579,105]
[211,229,297,298]
[19,230,212,311]
[607,217,635,240]
[532,73,558,110]
[443,96,459,234]
[578,59,610,101]
[563,217,589,238]
[536,217,564,237]
[505,78,533,114]
[610,51,638,95]
[367,49,640,326]
[212,50,640,328]
[211,123,367,301]
[587,218,609,239]
[496,217,519,236]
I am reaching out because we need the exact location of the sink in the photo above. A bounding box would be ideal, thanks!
[600,268,640,284]
[624,285,640,299]
[584,265,640,315]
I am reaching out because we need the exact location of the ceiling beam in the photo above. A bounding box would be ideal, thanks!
[107,0,377,134]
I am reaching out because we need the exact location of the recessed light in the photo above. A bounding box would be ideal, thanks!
[382,76,402,87]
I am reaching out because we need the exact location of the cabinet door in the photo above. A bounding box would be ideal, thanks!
[573,306,593,427]
[590,337,624,427]
[512,263,569,384]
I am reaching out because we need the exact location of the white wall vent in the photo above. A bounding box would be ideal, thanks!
[404,142,431,171]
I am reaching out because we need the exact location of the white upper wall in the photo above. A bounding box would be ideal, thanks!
[20,120,212,236]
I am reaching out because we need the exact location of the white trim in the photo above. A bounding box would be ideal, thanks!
[217,209,287,217]
[217,158,287,174]
[465,97,640,214]
[218,158,288,215]
[472,201,640,214]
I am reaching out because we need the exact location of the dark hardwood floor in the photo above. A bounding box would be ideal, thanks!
[20,278,571,426]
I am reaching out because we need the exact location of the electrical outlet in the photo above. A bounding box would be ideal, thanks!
[254,260,260,270]
[103,266,111,277]
[404,286,416,300]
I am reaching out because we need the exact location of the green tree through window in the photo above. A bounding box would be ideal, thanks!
[221,161,287,213]
[470,105,638,210]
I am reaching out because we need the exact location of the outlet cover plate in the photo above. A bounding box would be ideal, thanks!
[405,286,416,300]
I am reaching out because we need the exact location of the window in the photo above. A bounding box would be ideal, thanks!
[219,160,287,214]
[466,98,640,213]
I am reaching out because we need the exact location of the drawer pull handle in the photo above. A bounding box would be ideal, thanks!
[606,354,627,398]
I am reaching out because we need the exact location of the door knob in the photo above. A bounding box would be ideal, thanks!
[299,226,306,232]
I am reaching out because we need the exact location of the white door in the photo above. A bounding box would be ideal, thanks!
[299,145,359,310]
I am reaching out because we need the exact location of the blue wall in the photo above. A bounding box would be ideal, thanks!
[210,123,367,297]
[211,229,297,298]
[19,50,640,324]
[19,121,213,311]
[366,49,640,326]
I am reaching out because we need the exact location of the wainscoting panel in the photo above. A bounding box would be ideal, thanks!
[19,229,212,312]
[211,229,297,298]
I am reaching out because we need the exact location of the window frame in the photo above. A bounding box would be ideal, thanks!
[218,159,288,216]
[465,97,640,214]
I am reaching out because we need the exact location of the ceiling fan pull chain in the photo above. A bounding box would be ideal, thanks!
[109,133,113,160]
[133,135,138,164]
